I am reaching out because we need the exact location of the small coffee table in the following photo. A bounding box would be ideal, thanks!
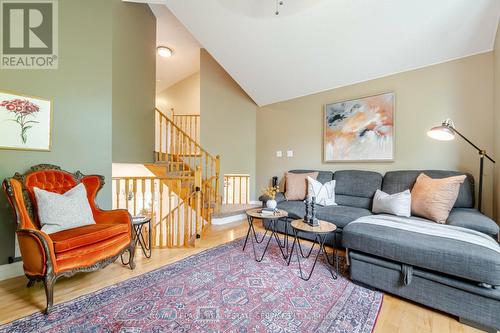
[288,219,338,281]
[244,208,289,262]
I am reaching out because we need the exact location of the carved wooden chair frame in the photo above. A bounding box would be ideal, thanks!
[2,164,135,313]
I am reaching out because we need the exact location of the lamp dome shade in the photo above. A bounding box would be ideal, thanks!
[427,126,455,141]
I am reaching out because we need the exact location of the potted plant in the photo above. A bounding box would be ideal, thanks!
[262,185,280,210]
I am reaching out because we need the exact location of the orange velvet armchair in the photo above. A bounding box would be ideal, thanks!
[2,164,135,313]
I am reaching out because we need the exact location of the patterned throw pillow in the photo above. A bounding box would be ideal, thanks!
[307,176,337,206]
[411,173,466,223]
[372,189,411,217]
[34,183,96,234]
[284,172,319,200]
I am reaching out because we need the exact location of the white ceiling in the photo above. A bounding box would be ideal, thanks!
[128,0,500,105]
[148,4,201,92]
[157,0,500,106]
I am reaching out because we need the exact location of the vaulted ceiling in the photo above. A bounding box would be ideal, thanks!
[134,0,500,106]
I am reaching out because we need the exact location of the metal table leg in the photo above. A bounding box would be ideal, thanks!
[288,229,338,281]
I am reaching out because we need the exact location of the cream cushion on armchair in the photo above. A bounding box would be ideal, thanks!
[34,183,96,234]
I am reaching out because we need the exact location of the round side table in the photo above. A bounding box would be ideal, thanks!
[121,215,152,265]
[288,219,338,281]
[244,208,289,262]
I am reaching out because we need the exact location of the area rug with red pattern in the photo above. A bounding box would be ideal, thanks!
[0,236,383,332]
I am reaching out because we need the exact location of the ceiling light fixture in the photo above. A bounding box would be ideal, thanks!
[275,0,284,15]
[157,46,173,58]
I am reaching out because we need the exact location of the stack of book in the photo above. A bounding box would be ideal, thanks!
[260,208,277,216]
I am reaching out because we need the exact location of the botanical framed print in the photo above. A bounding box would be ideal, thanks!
[0,90,52,151]
[324,92,394,162]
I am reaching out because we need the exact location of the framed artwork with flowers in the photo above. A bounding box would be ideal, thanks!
[0,90,52,151]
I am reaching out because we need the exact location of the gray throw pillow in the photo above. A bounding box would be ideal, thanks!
[372,189,411,217]
[34,183,96,234]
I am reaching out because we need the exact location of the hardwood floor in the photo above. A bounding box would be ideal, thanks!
[0,220,485,332]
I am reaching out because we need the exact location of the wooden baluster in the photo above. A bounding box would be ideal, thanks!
[115,179,121,209]
[184,195,189,246]
[194,116,197,141]
[177,179,181,246]
[238,177,243,204]
[232,176,236,205]
[151,179,156,247]
[159,181,164,248]
[141,179,146,214]
[159,116,163,161]
[195,166,202,237]
[168,185,173,247]
[215,155,221,211]
[124,179,130,212]
[169,121,174,161]
[132,179,137,216]
[246,176,250,204]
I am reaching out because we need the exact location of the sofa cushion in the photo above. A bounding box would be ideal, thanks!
[50,223,129,254]
[277,200,304,219]
[383,170,474,208]
[285,171,318,200]
[288,170,333,185]
[342,216,500,286]
[333,170,383,209]
[316,205,372,228]
[447,208,499,236]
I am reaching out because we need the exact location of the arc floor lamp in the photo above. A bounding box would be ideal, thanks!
[427,119,495,212]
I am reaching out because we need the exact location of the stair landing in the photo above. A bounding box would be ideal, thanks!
[212,203,260,225]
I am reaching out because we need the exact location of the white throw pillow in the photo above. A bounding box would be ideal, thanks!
[34,183,96,234]
[372,189,411,217]
[307,176,337,206]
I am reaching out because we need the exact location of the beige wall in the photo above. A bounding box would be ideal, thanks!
[200,49,258,200]
[257,52,495,217]
[156,72,200,115]
[494,23,500,220]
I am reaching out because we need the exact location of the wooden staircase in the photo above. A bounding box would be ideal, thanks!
[154,108,221,241]
[111,109,220,248]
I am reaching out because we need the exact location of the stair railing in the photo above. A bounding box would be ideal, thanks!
[155,108,221,220]
[112,175,204,248]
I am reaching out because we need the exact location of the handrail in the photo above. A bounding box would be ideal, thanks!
[155,108,214,160]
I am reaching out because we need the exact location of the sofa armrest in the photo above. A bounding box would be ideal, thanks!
[259,192,286,204]
[447,208,499,236]
[17,228,57,276]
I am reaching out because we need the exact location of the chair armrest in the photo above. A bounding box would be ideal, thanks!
[259,192,285,204]
[17,228,57,276]
[93,208,131,226]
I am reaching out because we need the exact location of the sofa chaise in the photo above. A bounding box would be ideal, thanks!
[260,169,500,331]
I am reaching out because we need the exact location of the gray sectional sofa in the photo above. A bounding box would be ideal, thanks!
[260,169,500,331]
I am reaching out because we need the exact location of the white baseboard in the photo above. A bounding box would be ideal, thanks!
[212,213,246,225]
[249,200,261,205]
[0,261,24,281]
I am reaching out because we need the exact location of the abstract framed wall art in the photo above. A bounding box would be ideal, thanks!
[0,90,52,151]
[324,92,394,162]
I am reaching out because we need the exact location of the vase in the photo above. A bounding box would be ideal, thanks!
[266,199,277,210]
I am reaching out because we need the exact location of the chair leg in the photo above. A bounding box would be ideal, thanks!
[43,275,55,314]
[26,278,35,288]
[128,244,136,270]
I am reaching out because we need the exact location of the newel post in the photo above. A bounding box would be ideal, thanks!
[195,166,203,237]
[215,155,221,212]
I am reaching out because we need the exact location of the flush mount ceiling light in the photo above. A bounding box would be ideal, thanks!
[157,46,173,58]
